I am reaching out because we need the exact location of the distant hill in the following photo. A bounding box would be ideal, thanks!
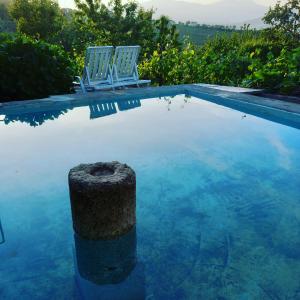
[176,23,241,45]
[232,17,268,29]
[0,0,11,5]
[143,0,268,26]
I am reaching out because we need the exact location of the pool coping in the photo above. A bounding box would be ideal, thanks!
[1,84,300,120]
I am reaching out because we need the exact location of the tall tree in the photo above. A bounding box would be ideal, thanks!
[263,0,300,42]
[74,0,155,54]
[155,16,181,53]
[9,0,63,40]
[0,3,15,32]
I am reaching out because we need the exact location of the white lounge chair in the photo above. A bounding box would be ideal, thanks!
[76,46,114,93]
[112,46,151,88]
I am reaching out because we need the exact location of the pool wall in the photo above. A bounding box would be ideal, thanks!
[1,84,300,130]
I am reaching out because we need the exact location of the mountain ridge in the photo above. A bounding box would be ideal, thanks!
[142,0,268,25]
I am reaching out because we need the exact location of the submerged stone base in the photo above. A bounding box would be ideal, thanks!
[69,161,136,240]
[74,227,137,285]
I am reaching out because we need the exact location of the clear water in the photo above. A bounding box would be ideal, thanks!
[0,94,300,300]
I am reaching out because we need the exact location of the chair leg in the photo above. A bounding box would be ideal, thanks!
[80,80,87,94]
[75,76,87,94]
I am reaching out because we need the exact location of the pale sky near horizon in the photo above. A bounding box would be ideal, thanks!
[58,0,280,9]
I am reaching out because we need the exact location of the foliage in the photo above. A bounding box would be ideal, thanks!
[155,16,181,53]
[140,1,300,95]
[0,33,76,101]
[53,8,95,58]
[73,0,155,56]
[139,42,200,86]
[263,0,300,44]
[0,3,15,32]
[140,31,255,86]
[244,47,300,93]
[9,0,63,40]
[139,29,299,94]
[0,0,299,100]
[176,22,240,45]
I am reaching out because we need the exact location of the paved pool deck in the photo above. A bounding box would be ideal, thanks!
[1,84,300,127]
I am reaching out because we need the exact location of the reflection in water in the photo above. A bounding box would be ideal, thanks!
[0,94,300,298]
[0,98,145,127]
[117,99,141,112]
[0,95,191,128]
[89,102,117,119]
[2,109,70,127]
[162,95,191,111]
[74,227,145,300]
[0,217,4,244]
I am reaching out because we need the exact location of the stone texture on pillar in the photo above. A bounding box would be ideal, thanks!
[69,161,136,240]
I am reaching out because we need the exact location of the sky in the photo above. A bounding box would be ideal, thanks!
[58,0,280,9]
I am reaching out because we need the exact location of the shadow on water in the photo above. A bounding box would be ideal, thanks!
[73,227,145,300]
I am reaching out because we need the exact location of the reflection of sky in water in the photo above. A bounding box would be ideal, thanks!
[0,95,300,299]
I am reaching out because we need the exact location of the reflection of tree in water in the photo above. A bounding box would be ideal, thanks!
[162,95,191,111]
[2,109,70,127]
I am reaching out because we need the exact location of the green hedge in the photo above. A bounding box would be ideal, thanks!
[244,47,300,93]
[0,34,76,101]
[139,32,300,94]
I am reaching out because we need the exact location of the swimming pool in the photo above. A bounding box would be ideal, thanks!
[0,91,300,299]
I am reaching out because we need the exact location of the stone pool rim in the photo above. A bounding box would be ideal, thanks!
[1,84,300,116]
[1,84,300,131]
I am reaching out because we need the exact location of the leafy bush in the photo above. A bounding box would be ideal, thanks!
[0,34,76,101]
[244,47,300,93]
[139,30,300,94]
[139,32,254,86]
[139,43,201,86]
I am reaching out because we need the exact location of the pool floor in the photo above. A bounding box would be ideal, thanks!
[0,94,300,299]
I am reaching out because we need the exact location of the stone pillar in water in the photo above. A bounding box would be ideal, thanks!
[68,161,136,240]
[74,227,137,285]
[74,227,145,300]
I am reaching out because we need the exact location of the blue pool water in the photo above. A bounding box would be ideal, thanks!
[0,94,300,299]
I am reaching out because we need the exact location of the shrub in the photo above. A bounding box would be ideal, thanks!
[139,30,300,95]
[196,33,252,86]
[244,47,300,94]
[139,42,201,86]
[0,34,76,101]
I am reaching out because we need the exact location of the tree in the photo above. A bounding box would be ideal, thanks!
[263,0,300,42]
[0,3,15,32]
[74,0,155,55]
[0,34,75,101]
[9,0,63,40]
[155,16,181,53]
